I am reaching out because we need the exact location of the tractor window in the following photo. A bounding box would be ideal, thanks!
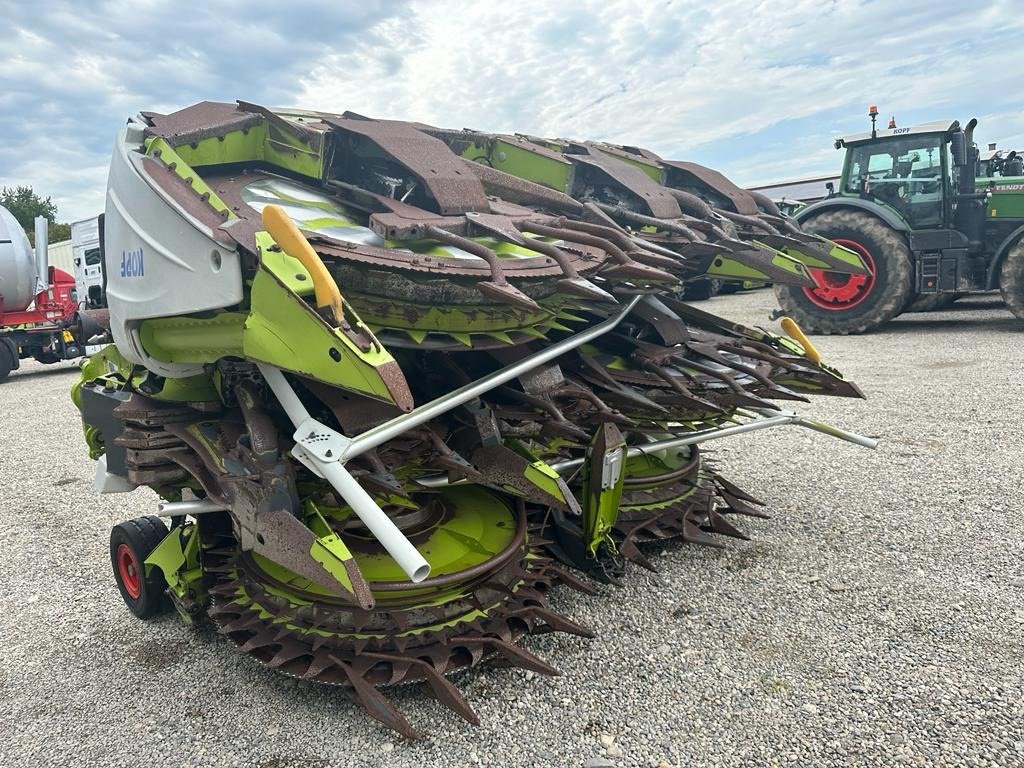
[845,135,945,226]
[84,247,102,266]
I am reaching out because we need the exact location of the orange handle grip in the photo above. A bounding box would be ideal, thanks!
[780,316,821,364]
[261,204,344,323]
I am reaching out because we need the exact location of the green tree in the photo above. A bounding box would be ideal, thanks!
[0,185,72,244]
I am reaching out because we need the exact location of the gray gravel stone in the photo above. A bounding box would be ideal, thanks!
[1,293,1022,768]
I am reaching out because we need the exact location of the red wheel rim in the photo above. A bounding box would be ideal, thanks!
[116,543,142,599]
[802,239,876,310]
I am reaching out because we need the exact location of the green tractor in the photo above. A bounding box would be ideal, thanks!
[774,110,1024,333]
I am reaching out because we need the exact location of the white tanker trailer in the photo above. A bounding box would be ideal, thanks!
[0,205,108,381]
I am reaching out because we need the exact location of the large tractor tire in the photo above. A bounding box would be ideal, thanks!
[774,210,913,334]
[999,239,1024,319]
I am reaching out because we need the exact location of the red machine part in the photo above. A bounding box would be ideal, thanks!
[0,267,79,328]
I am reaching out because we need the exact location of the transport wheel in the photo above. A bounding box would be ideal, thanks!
[773,210,912,334]
[110,516,170,618]
[999,239,1024,319]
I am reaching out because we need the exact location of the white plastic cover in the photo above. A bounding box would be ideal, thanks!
[103,125,244,377]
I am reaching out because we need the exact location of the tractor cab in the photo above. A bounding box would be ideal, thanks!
[833,119,961,230]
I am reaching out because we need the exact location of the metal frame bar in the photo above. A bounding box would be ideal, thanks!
[342,295,642,461]
[549,408,876,474]
[416,408,877,487]
[247,294,643,582]
[157,498,225,517]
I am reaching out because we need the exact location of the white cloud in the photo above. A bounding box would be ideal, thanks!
[2,0,1023,220]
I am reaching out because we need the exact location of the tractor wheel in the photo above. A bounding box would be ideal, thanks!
[773,210,912,334]
[682,278,722,301]
[999,239,1024,319]
[110,516,170,619]
[904,293,958,313]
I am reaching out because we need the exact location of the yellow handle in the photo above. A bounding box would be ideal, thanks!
[780,316,821,364]
[261,204,344,323]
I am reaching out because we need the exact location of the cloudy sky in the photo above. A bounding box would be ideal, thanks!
[2,0,1023,222]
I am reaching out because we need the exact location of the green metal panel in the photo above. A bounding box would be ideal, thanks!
[592,148,664,183]
[460,139,573,192]
[981,177,1024,220]
[705,249,813,283]
[144,138,237,219]
[581,424,626,556]
[166,121,328,180]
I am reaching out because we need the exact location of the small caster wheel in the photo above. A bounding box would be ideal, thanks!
[110,516,170,618]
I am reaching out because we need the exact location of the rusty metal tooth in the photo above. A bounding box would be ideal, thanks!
[424,225,541,311]
[309,634,332,653]
[520,220,677,283]
[205,600,243,616]
[301,651,336,680]
[718,491,771,519]
[592,201,703,242]
[329,655,419,740]
[544,565,600,595]
[500,387,589,440]
[563,207,686,271]
[680,517,728,548]
[267,641,312,668]
[518,606,593,638]
[456,637,560,677]
[365,652,480,726]
[641,360,725,413]
[272,626,294,643]
[496,229,615,303]
[207,581,244,598]
[704,509,750,540]
[218,613,263,633]
[714,475,765,506]
[617,538,657,571]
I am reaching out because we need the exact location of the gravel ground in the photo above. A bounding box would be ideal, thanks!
[1,290,1022,768]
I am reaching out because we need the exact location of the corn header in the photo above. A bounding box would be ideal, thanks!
[74,101,875,737]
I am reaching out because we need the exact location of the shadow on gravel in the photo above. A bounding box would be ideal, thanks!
[2,365,81,383]
[883,315,1022,335]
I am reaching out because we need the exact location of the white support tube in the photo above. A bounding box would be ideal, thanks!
[319,460,430,582]
[157,498,227,517]
[344,295,643,460]
[416,409,878,487]
[34,215,48,294]
[790,414,879,449]
[548,414,797,474]
[258,363,431,583]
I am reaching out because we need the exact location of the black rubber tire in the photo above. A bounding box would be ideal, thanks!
[110,516,170,619]
[999,239,1024,319]
[773,210,913,334]
[718,281,742,295]
[682,278,722,301]
[0,346,12,382]
[904,293,958,313]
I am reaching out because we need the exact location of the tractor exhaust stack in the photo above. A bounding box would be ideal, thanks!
[33,215,48,294]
